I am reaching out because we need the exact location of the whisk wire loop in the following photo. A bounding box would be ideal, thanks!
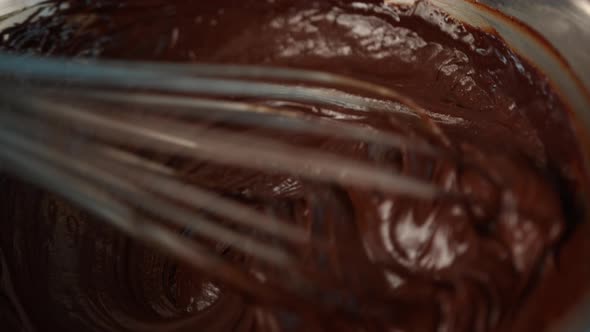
[0,56,456,313]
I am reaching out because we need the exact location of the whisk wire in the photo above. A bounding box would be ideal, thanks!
[0,112,299,268]
[4,94,442,198]
[0,113,331,308]
[0,135,284,301]
[0,54,450,143]
[65,90,440,155]
[0,56,458,314]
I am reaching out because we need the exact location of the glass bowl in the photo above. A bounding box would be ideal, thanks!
[0,0,589,330]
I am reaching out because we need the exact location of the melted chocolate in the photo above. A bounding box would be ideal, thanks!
[0,1,588,331]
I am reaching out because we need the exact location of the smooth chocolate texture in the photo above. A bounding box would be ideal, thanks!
[0,1,588,331]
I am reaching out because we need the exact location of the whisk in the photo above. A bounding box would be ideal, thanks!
[0,54,457,318]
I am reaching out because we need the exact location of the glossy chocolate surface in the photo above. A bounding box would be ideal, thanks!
[0,1,587,331]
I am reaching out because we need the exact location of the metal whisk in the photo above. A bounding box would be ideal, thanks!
[0,54,456,317]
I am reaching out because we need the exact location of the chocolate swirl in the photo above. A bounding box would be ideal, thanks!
[0,1,587,331]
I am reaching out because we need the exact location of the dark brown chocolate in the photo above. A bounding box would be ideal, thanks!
[0,1,587,331]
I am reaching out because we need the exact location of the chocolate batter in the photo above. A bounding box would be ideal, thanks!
[0,0,588,331]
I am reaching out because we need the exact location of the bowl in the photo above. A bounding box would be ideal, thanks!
[0,0,589,330]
